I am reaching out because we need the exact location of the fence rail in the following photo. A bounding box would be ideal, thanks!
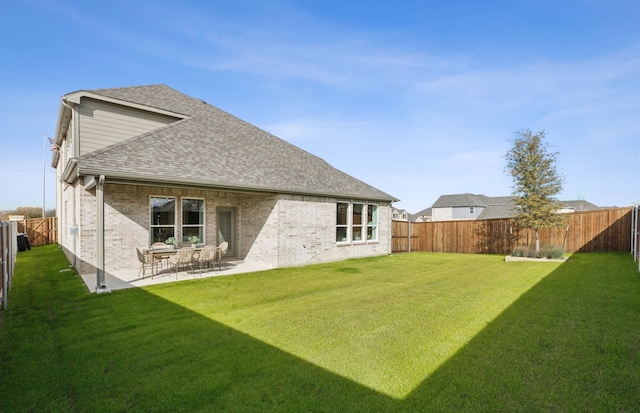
[17,217,58,247]
[393,207,633,255]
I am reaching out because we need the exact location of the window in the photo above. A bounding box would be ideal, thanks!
[352,203,364,241]
[150,197,175,244]
[367,204,378,240]
[182,198,204,243]
[470,207,474,214]
[336,201,378,243]
[336,202,349,242]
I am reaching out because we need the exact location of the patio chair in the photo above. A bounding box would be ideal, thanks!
[136,247,157,278]
[168,247,195,278]
[194,245,218,273]
[216,241,229,270]
[150,242,170,270]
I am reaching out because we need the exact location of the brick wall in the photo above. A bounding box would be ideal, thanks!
[274,195,392,267]
[61,182,392,274]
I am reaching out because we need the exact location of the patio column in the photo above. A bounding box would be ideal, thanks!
[95,175,110,293]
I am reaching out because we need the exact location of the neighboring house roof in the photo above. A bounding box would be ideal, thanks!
[61,85,397,202]
[432,193,524,209]
[477,203,516,219]
[561,200,600,211]
[432,193,495,208]
[410,207,432,222]
[430,193,599,220]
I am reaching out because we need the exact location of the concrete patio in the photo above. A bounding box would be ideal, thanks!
[79,259,272,293]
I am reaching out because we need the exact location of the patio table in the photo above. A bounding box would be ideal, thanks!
[144,247,203,278]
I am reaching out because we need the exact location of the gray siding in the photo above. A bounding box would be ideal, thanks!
[78,98,180,155]
[451,206,484,220]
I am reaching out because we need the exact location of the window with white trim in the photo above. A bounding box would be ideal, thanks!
[367,204,378,240]
[336,201,378,243]
[150,196,176,244]
[182,198,204,243]
[352,203,364,241]
[336,202,349,242]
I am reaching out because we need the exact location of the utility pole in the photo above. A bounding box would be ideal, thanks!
[42,134,46,218]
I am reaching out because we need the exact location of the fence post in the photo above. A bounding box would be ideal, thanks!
[1,222,6,309]
[632,206,635,259]
[632,205,637,261]
[1,221,17,309]
[633,205,639,271]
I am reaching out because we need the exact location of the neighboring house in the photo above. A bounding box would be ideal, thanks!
[51,84,397,280]
[428,193,599,221]
[410,207,432,222]
[391,207,410,221]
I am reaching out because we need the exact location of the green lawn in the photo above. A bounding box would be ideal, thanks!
[1,245,639,412]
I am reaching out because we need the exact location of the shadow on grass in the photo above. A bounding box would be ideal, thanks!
[1,247,397,412]
[405,252,640,411]
[74,290,400,412]
[3,247,640,412]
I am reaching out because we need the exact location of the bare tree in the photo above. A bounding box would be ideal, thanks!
[1,207,55,220]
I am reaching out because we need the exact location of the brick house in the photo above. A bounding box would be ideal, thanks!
[51,85,397,285]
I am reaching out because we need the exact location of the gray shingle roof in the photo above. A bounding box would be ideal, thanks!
[432,193,493,208]
[72,85,397,201]
[409,207,432,222]
[561,200,600,211]
[477,204,517,219]
[88,84,205,116]
[430,193,600,220]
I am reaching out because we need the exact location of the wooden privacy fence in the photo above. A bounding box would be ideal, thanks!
[393,207,633,254]
[17,217,58,247]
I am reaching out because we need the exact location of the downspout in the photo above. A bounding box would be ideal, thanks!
[95,175,110,293]
[72,183,77,267]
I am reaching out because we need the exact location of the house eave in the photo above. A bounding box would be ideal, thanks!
[64,90,190,119]
[76,168,397,202]
[51,149,60,168]
[62,159,78,184]
[50,97,74,168]
[54,97,73,147]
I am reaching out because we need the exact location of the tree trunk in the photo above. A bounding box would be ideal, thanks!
[535,229,540,257]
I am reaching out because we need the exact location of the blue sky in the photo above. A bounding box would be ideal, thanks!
[1,0,639,213]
